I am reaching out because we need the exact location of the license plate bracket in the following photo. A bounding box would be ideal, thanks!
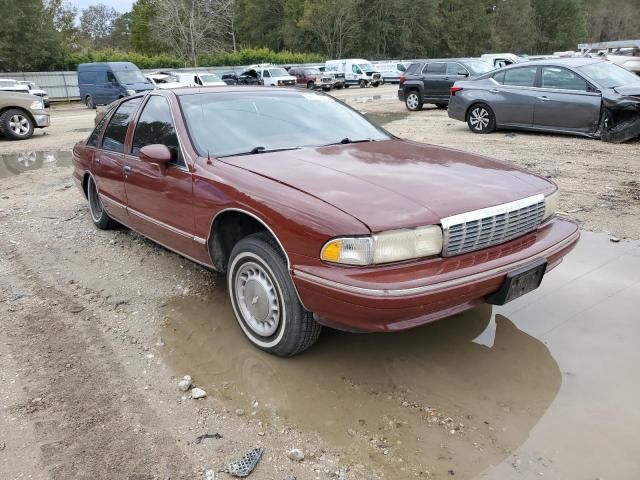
[487,258,547,305]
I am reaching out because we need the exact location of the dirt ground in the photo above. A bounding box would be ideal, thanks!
[1,87,639,480]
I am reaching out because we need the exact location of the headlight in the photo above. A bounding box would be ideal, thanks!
[321,226,443,266]
[126,89,136,96]
[544,190,559,220]
[29,100,44,110]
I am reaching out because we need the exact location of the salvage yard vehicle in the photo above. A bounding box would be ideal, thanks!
[145,73,189,90]
[72,87,579,356]
[78,62,154,109]
[314,65,345,89]
[373,62,408,83]
[287,67,334,90]
[0,91,50,140]
[172,72,227,87]
[249,64,296,87]
[325,59,383,88]
[448,58,640,142]
[480,53,522,68]
[399,58,494,110]
[17,81,50,107]
[221,69,262,86]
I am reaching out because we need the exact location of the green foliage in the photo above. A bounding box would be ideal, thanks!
[56,48,324,71]
[130,0,164,54]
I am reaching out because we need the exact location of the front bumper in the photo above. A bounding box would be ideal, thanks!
[398,88,406,101]
[292,218,579,332]
[33,112,50,128]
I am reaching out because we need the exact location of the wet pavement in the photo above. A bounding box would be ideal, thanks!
[0,150,72,179]
[161,231,640,479]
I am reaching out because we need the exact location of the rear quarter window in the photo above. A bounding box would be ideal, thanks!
[405,63,421,75]
[424,63,446,74]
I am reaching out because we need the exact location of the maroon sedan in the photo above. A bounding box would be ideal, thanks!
[72,87,579,356]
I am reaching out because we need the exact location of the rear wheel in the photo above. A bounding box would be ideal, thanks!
[228,232,321,357]
[307,81,314,89]
[86,95,96,109]
[467,104,496,133]
[0,109,34,140]
[87,176,118,230]
[359,79,367,88]
[372,82,380,88]
[404,90,423,111]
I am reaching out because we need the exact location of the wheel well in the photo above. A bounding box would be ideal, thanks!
[82,172,90,198]
[208,211,277,272]
[0,106,35,125]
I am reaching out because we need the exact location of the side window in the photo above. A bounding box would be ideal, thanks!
[101,97,142,153]
[447,63,468,75]
[106,71,116,84]
[131,96,181,165]
[195,76,202,85]
[87,111,111,147]
[397,63,406,72]
[492,70,506,84]
[352,64,362,74]
[541,66,588,91]
[503,67,537,87]
[263,70,271,78]
[424,63,446,74]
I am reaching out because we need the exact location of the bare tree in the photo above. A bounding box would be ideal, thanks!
[301,0,357,58]
[152,0,237,65]
[80,4,119,48]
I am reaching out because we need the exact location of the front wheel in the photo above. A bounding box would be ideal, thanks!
[467,104,496,133]
[86,95,96,109]
[0,109,35,140]
[359,79,367,88]
[228,232,321,356]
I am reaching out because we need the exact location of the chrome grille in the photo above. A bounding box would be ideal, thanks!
[442,194,545,256]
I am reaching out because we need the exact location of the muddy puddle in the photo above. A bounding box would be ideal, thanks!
[161,286,560,478]
[0,150,72,179]
[344,93,398,104]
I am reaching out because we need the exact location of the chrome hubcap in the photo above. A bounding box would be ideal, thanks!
[9,115,30,136]
[235,261,280,337]
[88,179,103,222]
[470,108,490,130]
[407,93,419,109]
[17,151,37,167]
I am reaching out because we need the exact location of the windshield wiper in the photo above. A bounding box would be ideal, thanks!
[322,138,376,146]
[219,146,302,158]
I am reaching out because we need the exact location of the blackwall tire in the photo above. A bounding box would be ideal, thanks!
[228,232,321,357]
[0,109,35,140]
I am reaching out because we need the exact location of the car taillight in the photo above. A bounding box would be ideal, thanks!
[399,74,405,85]
[450,86,463,96]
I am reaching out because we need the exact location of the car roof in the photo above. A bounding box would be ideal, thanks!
[511,57,603,67]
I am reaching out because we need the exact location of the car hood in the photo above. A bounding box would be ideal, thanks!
[220,140,554,232]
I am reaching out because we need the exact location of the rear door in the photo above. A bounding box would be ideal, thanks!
[123,94,198,257]
[489,66,539,127]
[94,97,143,221]
[421,62,448,100]
[533,66,601,133]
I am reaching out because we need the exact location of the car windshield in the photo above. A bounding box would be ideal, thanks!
[180,91,391,158]
[397,64,406,72]
[200,74,222,84]
[115,69,149,84]
[0,80,18,87]
[577,62,640,88]
[465,60,495,75]
[268,68,289,78]
[306,69,321,75]
[359,64,374,72]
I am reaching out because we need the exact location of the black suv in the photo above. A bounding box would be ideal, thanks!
[398,58,494,111]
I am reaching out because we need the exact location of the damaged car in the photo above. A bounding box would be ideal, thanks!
[448,58,640,143]
[72,87,579,356]
[221,69,262,86]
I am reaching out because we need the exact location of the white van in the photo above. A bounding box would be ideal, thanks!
[325,59,383,88]
[372,62,408,83]
[480,53,521,68]
[248,64,296,87]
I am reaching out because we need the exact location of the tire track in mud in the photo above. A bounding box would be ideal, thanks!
[0,250,194,479]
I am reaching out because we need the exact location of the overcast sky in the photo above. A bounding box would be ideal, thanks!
[73,0,134,13]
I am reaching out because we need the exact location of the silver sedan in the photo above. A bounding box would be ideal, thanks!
[448,58,640,139]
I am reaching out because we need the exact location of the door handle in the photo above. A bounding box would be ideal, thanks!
[537,96,550,101]
[95,158,100,165]
[123,165,132,175]
[490,88,500,94]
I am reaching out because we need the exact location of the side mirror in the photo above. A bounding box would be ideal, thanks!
[139,144,172,170]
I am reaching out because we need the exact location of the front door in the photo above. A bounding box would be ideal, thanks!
[533,66,602,133]
[122,95,198,258]
[421,62,449,100]
[93,97,142,222]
